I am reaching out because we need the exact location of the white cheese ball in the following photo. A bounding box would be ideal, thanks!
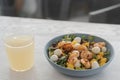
[92,47,100,54]
[102,47,107,52]
[74,37,81,43]
[74,61,81,68]
[91,61,100,69]
[54,49,62,56]
[72,50,80,57]
[73,43,80,49]
[50,55,58,62]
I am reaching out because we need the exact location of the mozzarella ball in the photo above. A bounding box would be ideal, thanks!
[102,47,107,52]
[92,47,100,54]
[91,61,100,69]
[73,43,80,49]
[74,37,81,43]
[74,60,81,67]
[72,50,80,57]
[54,49,62,56]
[50,55,58,61]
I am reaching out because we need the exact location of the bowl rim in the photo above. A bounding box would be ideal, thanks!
[44,33,114,72]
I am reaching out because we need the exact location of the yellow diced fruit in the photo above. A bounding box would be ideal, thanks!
[72,41,77,45]
[99,62,106,66]
[86,42,90,47]
[67,63,74,70]
[82,42,89,47]
[100,58,107,63]
[96,55,103,60]
[99,52,104,56]
[76,67,81,70]
[90,59,97,64]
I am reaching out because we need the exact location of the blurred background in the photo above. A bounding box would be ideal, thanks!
[0,0,120,24]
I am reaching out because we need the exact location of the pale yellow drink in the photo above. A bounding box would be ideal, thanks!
[5,35,34,72]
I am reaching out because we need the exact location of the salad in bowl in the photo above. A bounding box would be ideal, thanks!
[45,33,114,77]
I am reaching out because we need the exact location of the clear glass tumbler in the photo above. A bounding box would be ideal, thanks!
[4,27,34,72]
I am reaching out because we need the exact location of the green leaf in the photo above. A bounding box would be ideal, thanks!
[88,36,94,42]
[57,55,68,67]
[49,51,54,57]
[93,54,97,59]
[105,50,110,55]
[69,35,76,41]
[63,35,76,41]
[48,47,55,52]
[81,35,86,40]
[48,47,56,57]
[104,50,110,62]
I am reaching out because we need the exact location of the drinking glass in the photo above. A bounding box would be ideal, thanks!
[4,27,34,72]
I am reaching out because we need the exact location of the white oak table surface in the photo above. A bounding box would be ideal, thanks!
[0,16,120,80]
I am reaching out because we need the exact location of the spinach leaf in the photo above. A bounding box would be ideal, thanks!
[88,36,94,42]
[57,55,68,67]
[63,35,76,41]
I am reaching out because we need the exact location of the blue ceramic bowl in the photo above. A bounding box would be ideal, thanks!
[44,33,114,77]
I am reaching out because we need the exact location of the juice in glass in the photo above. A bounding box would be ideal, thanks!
[4,35,34,72]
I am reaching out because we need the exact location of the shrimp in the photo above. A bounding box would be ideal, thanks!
[80,51,93,60]
[78,45,88,51]
[81,51,88,59]
[72,50,80,57]
[94,42,106,48]
[87,51,93,60]
[81,59,91,69]
[68,52,79,64]
[62,43,73,52]
[68,57,78,64]
[57,41,66,48]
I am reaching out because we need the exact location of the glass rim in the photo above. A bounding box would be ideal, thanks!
[3,34,34,48]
